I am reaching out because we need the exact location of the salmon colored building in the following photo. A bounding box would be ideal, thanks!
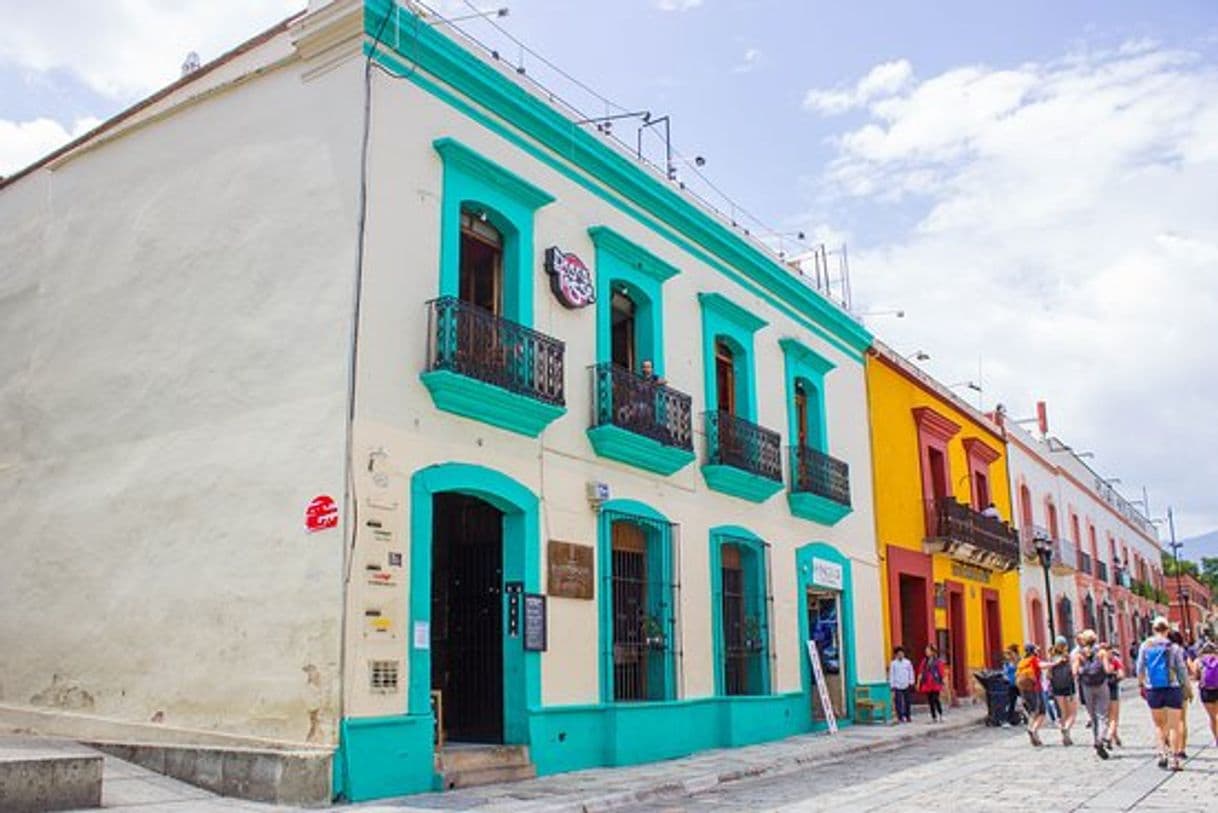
[866,344,1023,702]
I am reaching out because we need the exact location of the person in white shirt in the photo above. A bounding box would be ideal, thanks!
[981,502,1001,520]
[889,646,916,723]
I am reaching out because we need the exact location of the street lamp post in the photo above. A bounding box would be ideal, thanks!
[1033,530,1057,643]
[1180,586,1192,644]
[1167,507,1187,640]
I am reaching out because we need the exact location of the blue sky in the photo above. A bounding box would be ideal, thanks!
[2,0,1217,544]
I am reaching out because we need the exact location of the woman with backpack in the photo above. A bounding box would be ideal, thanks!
[1048,637,1077,745]
[1015,643,1047,746]
[917,645,946,723]
[1074,629,1113,758]
[1196,640,1218,747]
[1168,630,1195,756]
[1101,642,1125,747]
[1137,617,1190,771]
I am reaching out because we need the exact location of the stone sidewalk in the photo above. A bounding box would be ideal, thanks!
[355,710,985,812]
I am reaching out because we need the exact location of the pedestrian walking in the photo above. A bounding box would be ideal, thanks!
[1137,617,1190,771]
[1048,637,1077,745]
[1075,629,1113,759]
[917,645,946,723]
[1015,643,1047,746]
[1196,641,1218,747]
[1168,630,1195,756]
[889,646,915,723]
[1102,642,1124,747]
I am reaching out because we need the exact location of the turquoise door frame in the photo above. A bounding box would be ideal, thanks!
[708,525,772,696]
[794,542,857,723]
[408,463,543,742]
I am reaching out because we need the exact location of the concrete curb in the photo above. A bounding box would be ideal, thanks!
[565,714,985,813]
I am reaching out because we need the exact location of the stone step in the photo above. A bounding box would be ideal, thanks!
[440,761,537,790]
[435,744,531,773]
[0,737,103,812]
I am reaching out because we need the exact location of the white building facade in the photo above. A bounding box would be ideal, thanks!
[0,0,885,801]
[999,414,1167,657]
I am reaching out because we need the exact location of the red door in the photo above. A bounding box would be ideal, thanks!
[946,581,968,698]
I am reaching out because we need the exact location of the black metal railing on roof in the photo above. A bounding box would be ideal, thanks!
[426,296,564,406]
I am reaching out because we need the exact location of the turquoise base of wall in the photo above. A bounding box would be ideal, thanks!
[421,369,565,437]
[854,682,893,723]
[701,464,784,503]
[333,714,436,802]
[335,693,836,801]
[787,491,852,526]
[586,425,696,475]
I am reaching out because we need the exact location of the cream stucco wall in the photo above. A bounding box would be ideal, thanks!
[341,60,883,718]
[0,33,362,745]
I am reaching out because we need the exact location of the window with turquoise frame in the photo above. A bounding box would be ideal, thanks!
[597,502,680,703]
[781,338,851,524]
[709,527,773,696]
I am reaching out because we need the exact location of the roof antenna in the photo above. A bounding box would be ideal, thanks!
[181,51,201,77]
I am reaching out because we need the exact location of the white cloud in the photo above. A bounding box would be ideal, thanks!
[0,0,302,100]
[810,43,1218,535]
[0,117,100,176]
[732,48,761,74]
[803,58,913,115]
[656,0,703,11]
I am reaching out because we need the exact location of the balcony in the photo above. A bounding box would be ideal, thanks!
[422,296,566,437]
[787,445,852,526]
[1024,528,1078,575]
[1078,550,1093,575]
[924,498,1021,571]
[587,363,695,476]
[1096,561,1108,583]
[702,411,784,503]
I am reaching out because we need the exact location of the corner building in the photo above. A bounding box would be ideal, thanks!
[866,344,1023,703]
[0,0,885,803]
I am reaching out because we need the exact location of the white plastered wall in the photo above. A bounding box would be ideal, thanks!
[341,62,883,718]
[0,35,362,745]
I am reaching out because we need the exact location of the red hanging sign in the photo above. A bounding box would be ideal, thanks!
[306,495,339,533]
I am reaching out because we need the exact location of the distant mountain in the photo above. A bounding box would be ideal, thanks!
[1178,530,1218,564]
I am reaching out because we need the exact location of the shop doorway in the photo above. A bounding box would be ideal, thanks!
[431,493,505,744]
[806,589,846,720]
[946,582,968,698]
[982,590,1002,669]
[898,574,930,658]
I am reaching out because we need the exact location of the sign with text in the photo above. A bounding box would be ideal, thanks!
[806,640,839,734]
[523,593,547,652]
[811,558,843,591]
[544,246,595,309]
[547,540,595,599]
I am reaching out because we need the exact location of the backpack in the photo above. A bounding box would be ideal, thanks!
[1015,656,1038,692]
[1050,659,1074,694]
[1142,640,1175,689]
[1200,654,1218,691]
[1080,649,1108,686]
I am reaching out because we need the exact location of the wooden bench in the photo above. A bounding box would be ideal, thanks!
[854,685,889,724]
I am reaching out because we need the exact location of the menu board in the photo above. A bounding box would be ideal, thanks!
[523,593,547,652]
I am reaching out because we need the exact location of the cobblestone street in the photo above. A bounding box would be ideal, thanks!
[613,696,1216,813]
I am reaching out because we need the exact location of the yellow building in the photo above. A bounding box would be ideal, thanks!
[866,344,1023,702]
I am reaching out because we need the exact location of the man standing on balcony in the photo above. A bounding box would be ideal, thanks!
[640,359,665,386]
[981,502,1001,520]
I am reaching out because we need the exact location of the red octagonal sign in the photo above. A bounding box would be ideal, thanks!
[306,495,339,533]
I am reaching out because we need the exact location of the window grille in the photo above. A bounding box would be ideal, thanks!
[717,535,772,696]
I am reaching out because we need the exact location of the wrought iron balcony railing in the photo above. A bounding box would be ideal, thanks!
[426,296,564,406]
[927,498,1021,569]
[704,411,782,482]
[590,363,693,451]
[1078,550,1093,575]
[1095,560,1108,583]
[789,445,851,507]
[1022,528,1078,573]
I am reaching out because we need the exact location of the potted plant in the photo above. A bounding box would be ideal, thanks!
[642,615,666,650]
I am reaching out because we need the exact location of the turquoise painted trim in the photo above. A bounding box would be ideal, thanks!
[794,542,858,723]
[365,2,872,360]
[586,425,695,475]
[408,463,542,748]
[697,292,766,421]
[595,499,675,704]
[590,225,679,376]
[856,681,893,723]
[779,337,834,453]
[787,491,853,526]
[708,526,772,697]
[525,692,816,775]
[432,136,553,325]
[701,464,784,503]
[334,714,435,801]
[420,369,565,437]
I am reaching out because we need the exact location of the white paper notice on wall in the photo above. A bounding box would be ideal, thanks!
[806,640,839,734]
[413,621,430,650]
[811,558,843,591]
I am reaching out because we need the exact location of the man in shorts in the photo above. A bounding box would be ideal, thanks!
[1138,617,1190,770]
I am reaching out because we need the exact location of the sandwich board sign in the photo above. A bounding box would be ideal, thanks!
[806,639,838,734]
